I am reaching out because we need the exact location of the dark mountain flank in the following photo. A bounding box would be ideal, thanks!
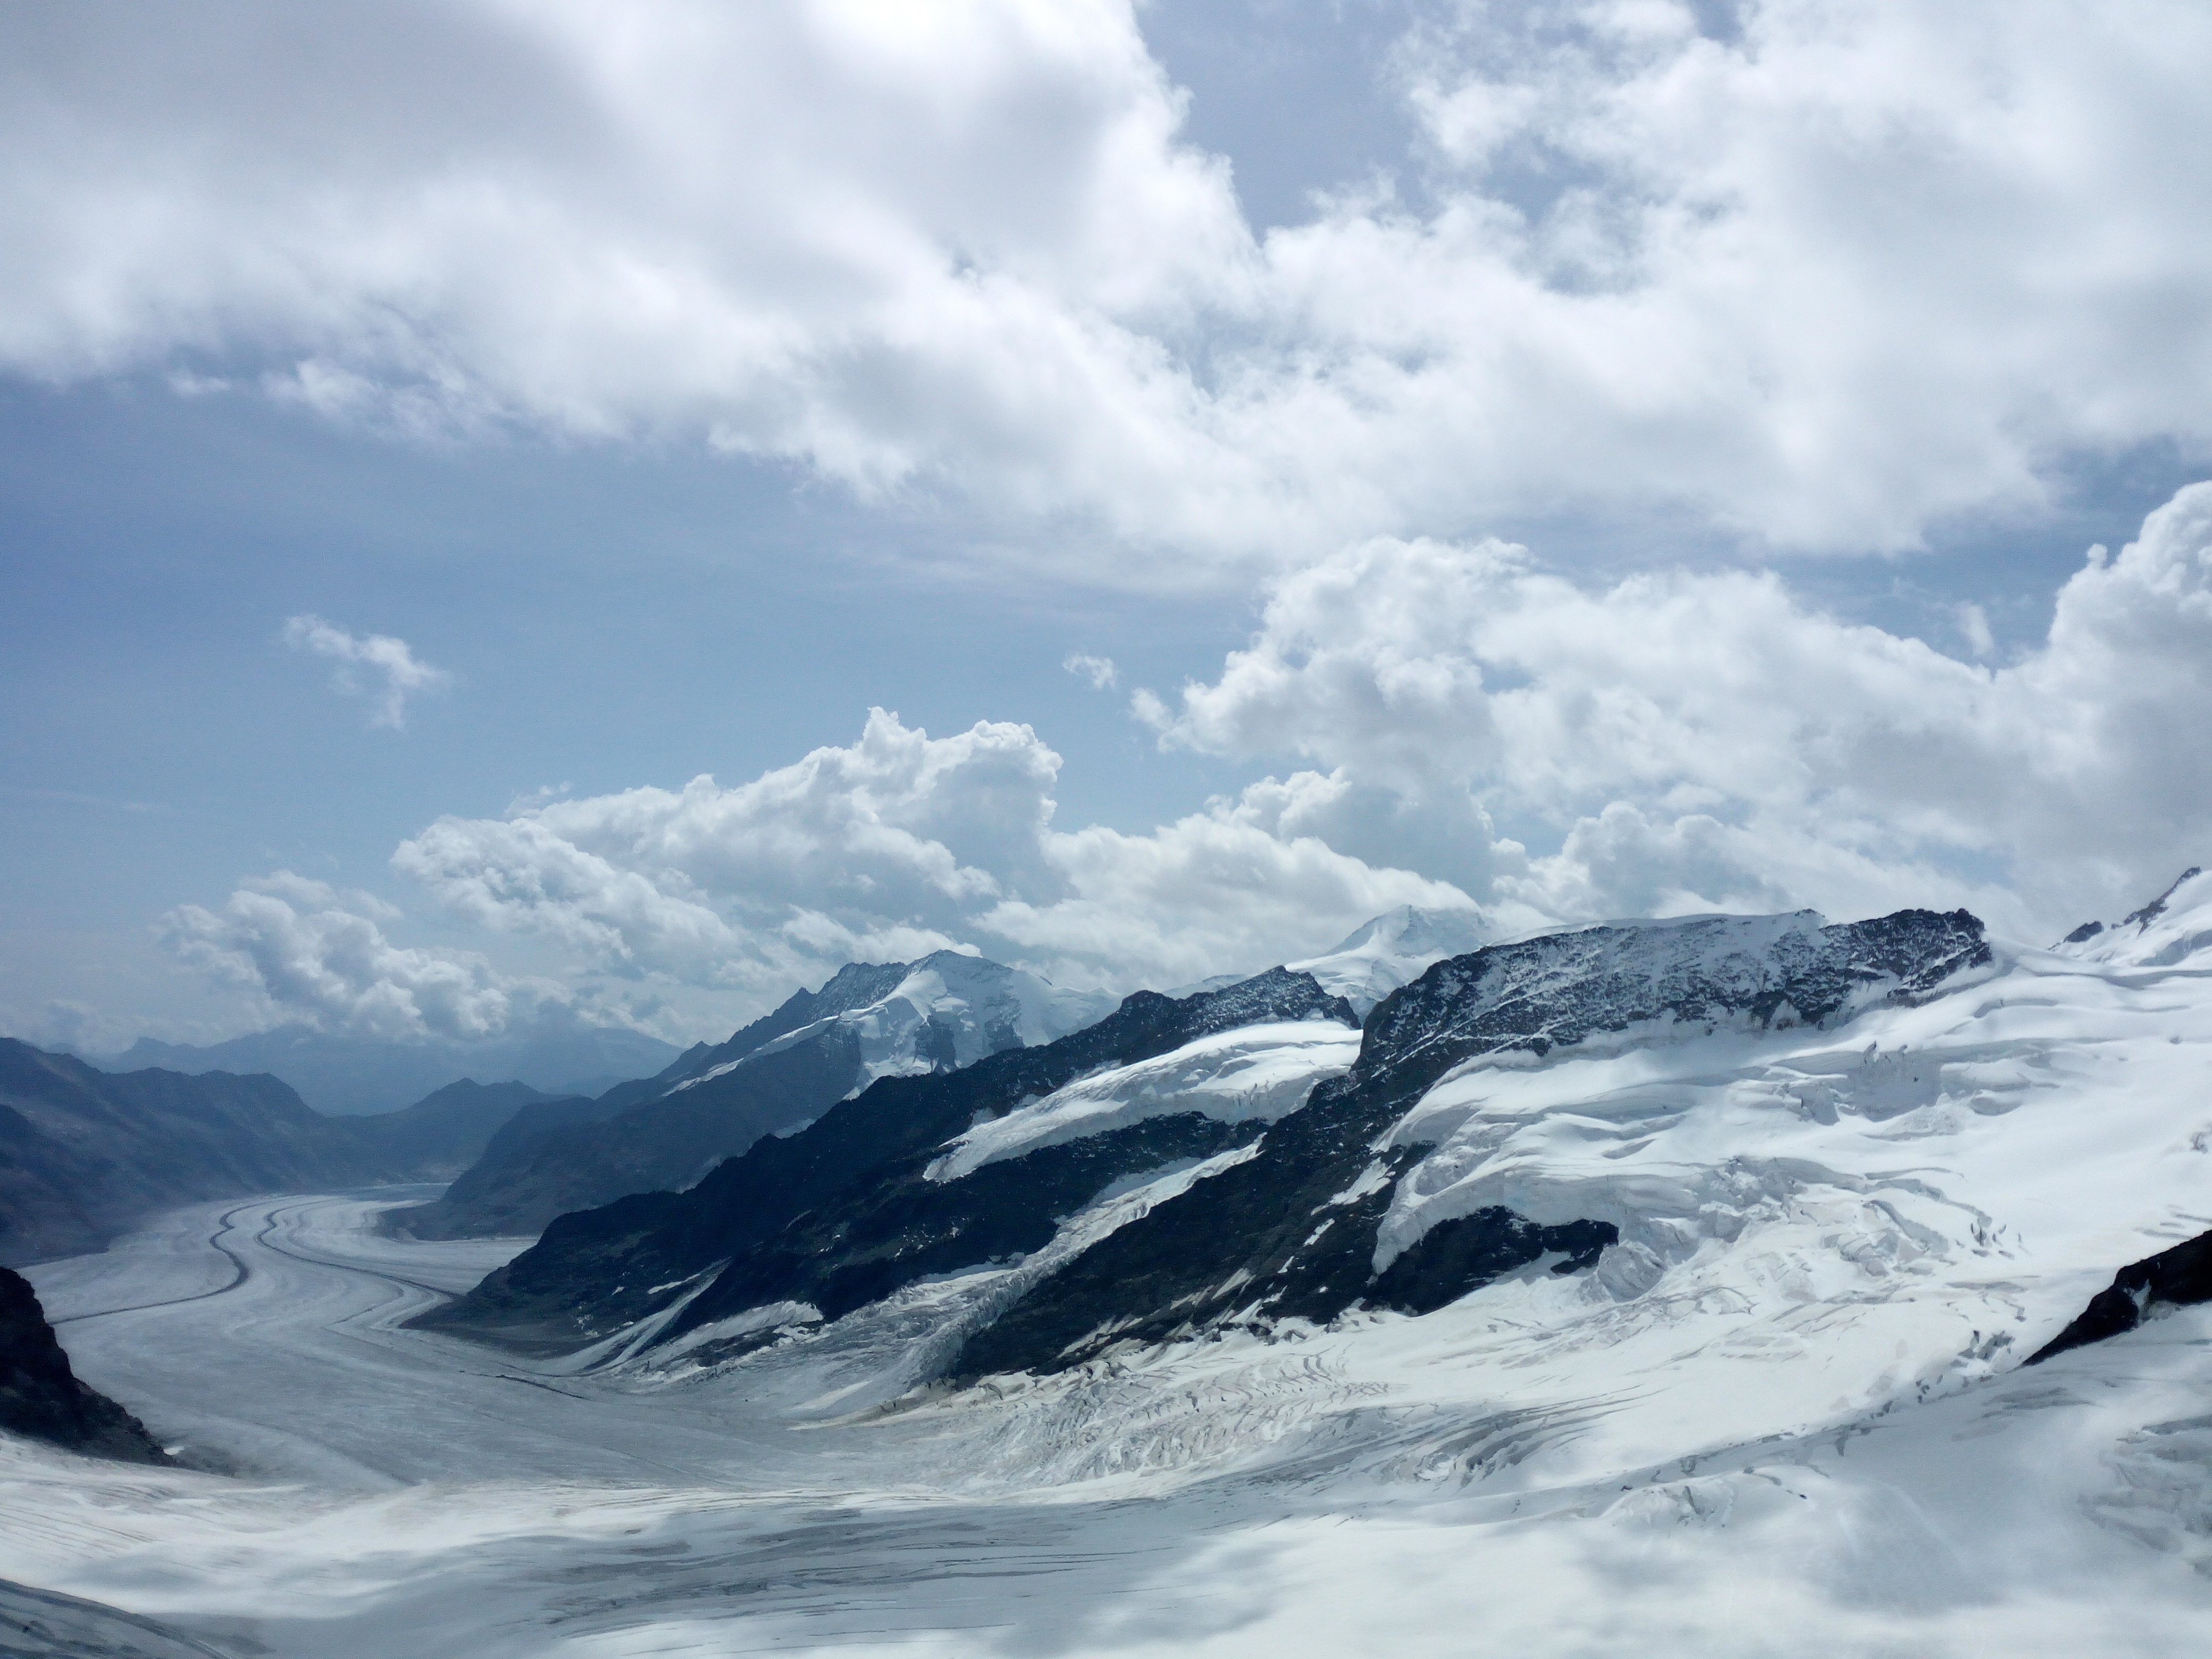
[0,1267,169,1463]
[417,968,1356,1354]
[354,1078,562,1178]
[388,962,922,1240]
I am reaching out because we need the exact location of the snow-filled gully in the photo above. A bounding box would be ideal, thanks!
[10,911,2212,1653]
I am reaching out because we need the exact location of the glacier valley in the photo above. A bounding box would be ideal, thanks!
[5,890,2212,1655]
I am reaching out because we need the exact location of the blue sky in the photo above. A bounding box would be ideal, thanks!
[6,1,2211,1052]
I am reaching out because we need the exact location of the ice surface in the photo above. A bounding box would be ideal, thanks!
[5,912,2212,1655]
[925,1020,1360,1183]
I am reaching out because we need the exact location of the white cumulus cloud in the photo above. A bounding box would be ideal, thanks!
[160,873,554,1041]
[282,614,452,729]
[389,707,1473,1003]
[1143,481,2212,936]
[2,2,2210,569]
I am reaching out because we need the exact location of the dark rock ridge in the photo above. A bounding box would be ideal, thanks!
[1,1267,169,1463]
[2026,1227,2212,1364]
[2058,865,2205,949]
[391,960,951,1240]
[0,1040,544,1264]
[958,907,1989,1378]
[418,968,1357,1353]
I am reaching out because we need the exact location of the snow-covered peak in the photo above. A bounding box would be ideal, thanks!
[1357,907,1992,1092]
[1286,904,1493,1017]
[708,951,1114,1096]
[2053,866,2212,968]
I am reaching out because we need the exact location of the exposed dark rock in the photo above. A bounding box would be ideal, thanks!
[1367,1210,1618,1316]
[0,1267,170,1464]
[2123,867,2202,932]
[421,968,1356,1353]
[667,1112,1265,1336]
[389,1027,861,1240]
[2026,1227,2212,1364]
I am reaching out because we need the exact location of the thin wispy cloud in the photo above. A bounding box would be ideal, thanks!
[282,614,452,730]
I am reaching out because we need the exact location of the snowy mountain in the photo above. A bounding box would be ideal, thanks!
[1285,903,1493,1016]
[418,966,1358,1353]
[393,951,1115,1240]
[426,898,2212,1415]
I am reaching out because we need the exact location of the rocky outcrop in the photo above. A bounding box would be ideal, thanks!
[0,1268,169,1464]
[2027,1227,2212,1364]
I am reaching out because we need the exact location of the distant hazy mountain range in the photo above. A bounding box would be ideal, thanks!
[90,1025,682,1116]
[0,1042,568,1264]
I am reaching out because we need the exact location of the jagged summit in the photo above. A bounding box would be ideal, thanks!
[1286,904,1493,1016]
[2054,866,2212,967]
[1357,906,1992,1083]
[673,950,1113,1097]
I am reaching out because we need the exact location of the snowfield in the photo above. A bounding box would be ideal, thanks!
[6,889,2212,1654]
[925,1019,1360,1183]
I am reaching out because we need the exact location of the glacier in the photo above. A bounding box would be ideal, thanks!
[3,890,2211,1655]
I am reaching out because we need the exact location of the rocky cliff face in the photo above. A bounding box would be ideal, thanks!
[0,1267,169,1464]
[959,908,1991,1377]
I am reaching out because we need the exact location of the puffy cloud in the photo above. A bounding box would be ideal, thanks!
[4,2,2211,567]
[389,707,1472,1002]
[281,614,451,728]
[160,873,554,1041]
[157,488,2212,1030]
[1062,653,1119,690]
[1143,481,2212,936]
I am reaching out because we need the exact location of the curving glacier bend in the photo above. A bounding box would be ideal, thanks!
[6,894,2212,1655]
